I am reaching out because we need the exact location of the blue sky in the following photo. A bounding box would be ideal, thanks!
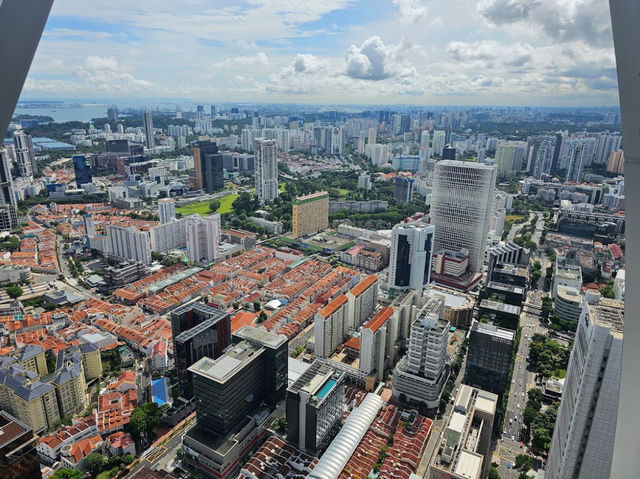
[21,0,619,106]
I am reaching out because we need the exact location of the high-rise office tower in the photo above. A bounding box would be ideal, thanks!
[546,297,624,479]
[171,302,231,397]
[185,214,220,264]
[13,130,36,178]
[193,140,224,193]
[72,154,92,186]
[391,295,449,408]
[388,222,435,293]
[183,327,286,479]
[442,146,456,160]
[143,110,154,149]
[432,130,446,156]
[0,150,16,209]
[393,176,414,203]
[232,326,288,407]
[254,138,278,204]
[464,322,515,394]
[107,225,152,264]
[157,197,176,224]
[286,360,345,454]
[431,160,497,273]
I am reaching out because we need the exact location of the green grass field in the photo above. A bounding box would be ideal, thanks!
[506,214,526,222]
[176,194,238,216]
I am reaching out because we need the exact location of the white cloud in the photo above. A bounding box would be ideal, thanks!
[214,52,269,68]
[345,36,413,81]
[446,40,533,67]
[479,0,612,47]
[72,56,154,93]
[393,0,429,24]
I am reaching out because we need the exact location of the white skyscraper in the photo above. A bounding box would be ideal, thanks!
[241,128,256,152]
[330,127,344,155]
[254,138,279,204]
[368,127,377,146]
[13,130,36,178]
[431,160,497,273]
[432,130,446,157]
[391,295,449,408]
[143,110,155,149]
[420,130,429,148]
[546,297,624,479]
[185,214,220,264]
[157,198,176,224]
[107,225,152,264]
[495,141,527,178]
[388,223,435,293]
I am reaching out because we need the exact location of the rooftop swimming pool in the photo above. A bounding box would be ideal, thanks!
[316,378,337,399]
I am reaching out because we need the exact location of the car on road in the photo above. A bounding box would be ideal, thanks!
[507,463,512,469]
[522,392,525,397]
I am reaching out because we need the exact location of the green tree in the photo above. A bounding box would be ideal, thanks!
[257,311,267,323]
[51,469,83,479]
[488,466,501,479]
[5,285,23,299]
[532,427,550,450]
[515,454,533,472]
[85,452,106,476]
[209,199,221,212]
[129,402,163,442]
[253,301,261,311]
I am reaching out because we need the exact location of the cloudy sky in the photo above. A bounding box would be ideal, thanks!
[22,0,619,106]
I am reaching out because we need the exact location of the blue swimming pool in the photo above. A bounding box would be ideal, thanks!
[152,378,168,406]
[316,379,337,399]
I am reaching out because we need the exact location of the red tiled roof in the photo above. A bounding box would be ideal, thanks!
[317,294,348,318]
[349,275,378,297]
[363,306,394,333]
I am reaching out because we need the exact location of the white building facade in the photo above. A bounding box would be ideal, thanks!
[431,160,497,273]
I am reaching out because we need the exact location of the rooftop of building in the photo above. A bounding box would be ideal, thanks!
[288,360,344,403]
[0,410,31,450]
[188,341,263,384]
[348,274,378,297]
[493,263,529,277]
[588,298,624,336]
[363,306,394,333]
[240,435,318,479]
[432,385,497,478]
[486,281,525,295]
[479,299,521,315]
[294,191,329,203]
[472,322,515,342]
[317,294,348,319]
[233,325,287,349]
[423,285,475,309]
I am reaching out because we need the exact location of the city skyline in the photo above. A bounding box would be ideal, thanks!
[20,0,618,106]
